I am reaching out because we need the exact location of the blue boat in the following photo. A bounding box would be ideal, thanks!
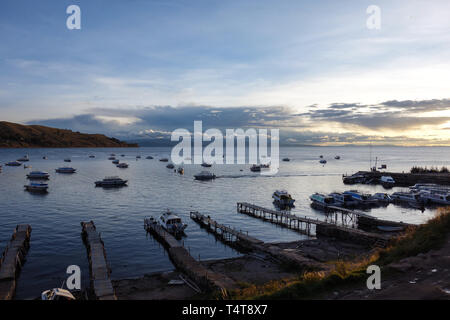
[310,193,335,207]
[343,190,378,205]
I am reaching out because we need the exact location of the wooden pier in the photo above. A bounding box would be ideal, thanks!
[189,211,263,249]
[0,225,32,300]
[144,218,237,295]
[81,221,117,300]
[237,203,391,247]
[237,202,325,236]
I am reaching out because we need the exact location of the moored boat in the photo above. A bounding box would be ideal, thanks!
[166,163,175,169]
[159,158,169,162]
[310,193,335,207]
[24,182,49,193]
[146,156,154,159]
[159,209,187,236]
[64,158,71,162]
[26,171,50,180]
[343,190,378,205]
[319,159,327,164]
[272,190,295,207]
[250,164,261,172]
[371,192,392,203]
[117,163,129,168]
[112,159,120,164]
[390,191,421,203]
[282,158,290,162]
[194,171,216,180]
[419,190,450,205]
[380,176,395,188]
[95,176,128,187]
[329,192,358,207]
[5,161,22,166]
[17,155,29,162]
[55,167,76,173]
[201,162,212,167]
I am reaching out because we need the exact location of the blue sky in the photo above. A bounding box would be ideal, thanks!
[1,0,450,145]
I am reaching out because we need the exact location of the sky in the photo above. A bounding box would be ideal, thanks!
[1,0,450,145]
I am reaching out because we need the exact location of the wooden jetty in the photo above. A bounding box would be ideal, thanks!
[190,212,326,271]
[237,203,391,247]
[81,221,117,300]
[189,211,263,249]
[0,225,32,300]
[144,218,237,295]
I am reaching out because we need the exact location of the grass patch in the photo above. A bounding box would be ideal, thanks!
[230,207,450,299]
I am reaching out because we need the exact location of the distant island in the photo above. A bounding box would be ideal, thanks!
[0,121,138,148]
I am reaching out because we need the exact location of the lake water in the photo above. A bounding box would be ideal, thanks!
[0,146,449,298]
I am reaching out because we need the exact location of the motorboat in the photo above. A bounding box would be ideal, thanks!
[159,158,169,162]
[89,155,95,158]
[319,155,323,158]
[41,288,76,301]
[24,182,48,193]
[319,159,327,164]
[410,184,450,193]
[250,164,261,172]
[342,174,366,184]
[335,155,341,160]
[43,156,48,160]
[166,163,175,169]
[95,176,128,187]
[108,156,116,160]
[146,156,154,159]
[260,164,270,168]
[390,192,421,203]
[117,163,129,168]
[194,171,216,180]
[380,176,395,188]
[136,155,141,159]
[272,190,295,207]
[201,162,212,167]
[177,167,184,174]
[55,167,76,173]
[110,153,116,156]
[159,209,187,236]
[371,193,392,203]
[5,161,22,166]
[24,164,32,169]
[17,155,29,162]
[310,193,335,207]
[26,171,50,180]
[112,159,120,164]
[343,190,377,205]
[282,158,290,162]
[64,158,71,162]
[121,154,125,157]
[329,192,358,207]
[419,191,450,205]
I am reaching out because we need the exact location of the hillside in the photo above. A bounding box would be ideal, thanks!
[0,121,138,148]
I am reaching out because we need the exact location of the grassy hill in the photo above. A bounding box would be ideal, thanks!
[0,121,138,148]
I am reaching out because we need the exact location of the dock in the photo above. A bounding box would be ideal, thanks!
[237,203,391,247]
[190,212,326,271]
[81,221,117,300]
[0,225,32,300]
[144,218,237,295]
[189,211,264,250]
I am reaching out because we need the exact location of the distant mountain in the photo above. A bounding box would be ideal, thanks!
[0,121,138,148]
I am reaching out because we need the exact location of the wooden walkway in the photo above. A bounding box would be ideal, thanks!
[144,218,237,296]
[237,203,391,247]
[237,202,326,236]
[81,221,117,300]
[190,211,263,248]
[0,225,32,300]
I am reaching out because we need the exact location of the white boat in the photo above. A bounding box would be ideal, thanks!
[391,192,421,203]
[24,182,48,192]
[55,167,76,173]
[272,190,295,207]
[41,288,76,301]
[159,209,187,236]
[250,164,261,172]
[17,155,29,162]
[194,171,216,180]
[371,193,392,203]
[26,171,50,179]
[419,191,450,205]
[117,163,129,168]
[343,190,378,205]
[380,176,395,188]
[410,184,450,193]
[95,176,127,187]
[329,192,358,206]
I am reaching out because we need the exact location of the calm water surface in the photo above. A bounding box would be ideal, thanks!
[0,146,449,298]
